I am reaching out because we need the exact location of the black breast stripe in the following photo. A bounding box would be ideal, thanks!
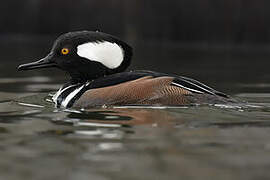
[56,84,81,107]
[66,83,91,108]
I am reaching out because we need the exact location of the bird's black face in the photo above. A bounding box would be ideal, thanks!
[18,31,133,83]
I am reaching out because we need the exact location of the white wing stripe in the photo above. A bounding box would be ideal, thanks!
[183,80,216,95]
[171,82,204,94]
[180,76,215,91]
[172,79,216,95]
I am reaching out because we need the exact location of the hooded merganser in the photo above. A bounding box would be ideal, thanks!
[18,31,236,108]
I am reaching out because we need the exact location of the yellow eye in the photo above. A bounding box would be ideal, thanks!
[61,48,69,55]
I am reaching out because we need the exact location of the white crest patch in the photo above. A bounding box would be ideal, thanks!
[77,41,124,69]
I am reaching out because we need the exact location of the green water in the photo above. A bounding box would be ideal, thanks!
[1,40,270,180]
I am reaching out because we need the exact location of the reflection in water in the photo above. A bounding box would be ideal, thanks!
[1,43,270,179]
[44,107,184,140]
[64,108,182,126]
[0,94,269,180]
[0,109,41,123]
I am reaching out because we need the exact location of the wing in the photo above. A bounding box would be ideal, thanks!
[70,70,231,108]
[136,70,228,98]
[86,70,228,98]
[73,76,193,108]
[171,76,228,98]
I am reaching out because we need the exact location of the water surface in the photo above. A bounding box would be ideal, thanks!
[1,39,270,180]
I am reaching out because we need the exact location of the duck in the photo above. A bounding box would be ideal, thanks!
[18,30,236,109]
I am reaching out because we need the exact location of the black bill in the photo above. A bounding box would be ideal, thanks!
[18,54,57,71]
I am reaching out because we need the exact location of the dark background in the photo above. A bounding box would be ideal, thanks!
[2,0,270,44]
[1,0,270,94]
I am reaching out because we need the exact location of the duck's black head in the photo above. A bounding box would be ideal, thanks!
[18,31,133,83]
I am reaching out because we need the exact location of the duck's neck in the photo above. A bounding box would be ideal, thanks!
[68,72,109,85]
[69,77,93,85]
[69,78,87,85]
[67,68,108,85]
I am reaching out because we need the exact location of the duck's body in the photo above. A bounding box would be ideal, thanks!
[52,70,234,108]
[18,31,236,108]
